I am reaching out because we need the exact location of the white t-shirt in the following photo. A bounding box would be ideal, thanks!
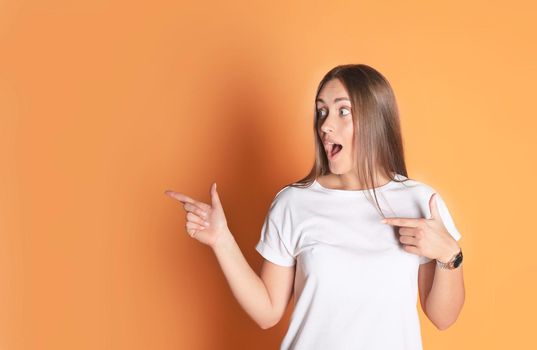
[255,173,461,350]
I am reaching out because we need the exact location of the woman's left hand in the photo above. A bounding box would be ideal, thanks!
[381,193,460,263]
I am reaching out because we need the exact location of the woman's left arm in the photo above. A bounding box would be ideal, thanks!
[418,248,465,330]
[382,192,465,330]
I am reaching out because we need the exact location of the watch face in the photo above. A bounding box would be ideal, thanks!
[453,253,463,268]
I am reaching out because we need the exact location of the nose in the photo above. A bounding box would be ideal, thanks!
[320,117,334,134]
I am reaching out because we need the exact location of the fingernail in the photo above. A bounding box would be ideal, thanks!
[204,221,210,226]
[380,219,387,223]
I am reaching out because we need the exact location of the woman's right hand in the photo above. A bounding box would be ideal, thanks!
[164,182,230,248]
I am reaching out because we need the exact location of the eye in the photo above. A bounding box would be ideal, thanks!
[316,108,327,118]
[340,107,351,116]
[316,106,352,119]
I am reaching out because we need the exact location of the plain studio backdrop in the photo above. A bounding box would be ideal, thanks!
[0,0,535,349]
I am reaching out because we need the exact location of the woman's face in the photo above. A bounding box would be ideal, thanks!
[316,78,356,175]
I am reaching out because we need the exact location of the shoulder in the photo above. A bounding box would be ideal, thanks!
[397,176,457,216]
[395,174,438,197]
[271,184,298,206]
[270,182,312,209]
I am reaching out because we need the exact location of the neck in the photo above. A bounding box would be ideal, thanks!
[331,171,394,191]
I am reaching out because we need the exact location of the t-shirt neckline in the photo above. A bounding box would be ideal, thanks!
[312,173,402,195]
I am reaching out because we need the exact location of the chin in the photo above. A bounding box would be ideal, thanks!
[329,164,351,175]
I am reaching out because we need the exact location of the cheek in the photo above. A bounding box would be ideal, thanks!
[344,124,355,147]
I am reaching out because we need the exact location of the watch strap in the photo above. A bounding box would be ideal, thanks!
[436,249,463,270]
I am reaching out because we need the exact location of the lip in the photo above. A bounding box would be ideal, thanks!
[326,144,342,161]
[323,137,339,145]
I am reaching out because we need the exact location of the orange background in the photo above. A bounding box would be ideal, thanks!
[1,0,536,349]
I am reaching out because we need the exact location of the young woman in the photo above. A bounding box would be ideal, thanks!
[165,64,465,350]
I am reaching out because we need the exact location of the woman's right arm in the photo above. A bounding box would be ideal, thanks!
[211,230,295,329]
[165,182,295,329]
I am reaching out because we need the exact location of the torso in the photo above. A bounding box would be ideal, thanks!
[255,173,462,349]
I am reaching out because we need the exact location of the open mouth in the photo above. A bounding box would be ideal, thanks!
[328,143,343,159]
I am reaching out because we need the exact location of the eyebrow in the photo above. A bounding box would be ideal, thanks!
[316,97,350,103]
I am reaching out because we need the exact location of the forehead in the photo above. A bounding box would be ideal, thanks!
[316,79,350,103]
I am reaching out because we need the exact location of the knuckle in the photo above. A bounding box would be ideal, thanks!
[187,222,200,229]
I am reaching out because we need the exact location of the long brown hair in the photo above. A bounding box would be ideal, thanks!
[285,64,413,217]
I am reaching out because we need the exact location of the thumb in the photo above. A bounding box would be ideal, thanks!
[211,182,222,208]
[429,193,441,220]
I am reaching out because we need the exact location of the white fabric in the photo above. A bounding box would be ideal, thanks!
[255,173,461,350]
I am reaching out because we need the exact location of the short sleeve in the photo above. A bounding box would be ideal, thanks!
[419,191,462,264]
[255,192,296,267]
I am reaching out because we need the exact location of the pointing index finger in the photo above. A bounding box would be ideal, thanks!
[165,190,212,211]
[381,217,421,227]
[165,191,197,204]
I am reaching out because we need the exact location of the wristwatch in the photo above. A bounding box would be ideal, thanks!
[436,249,463,270]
